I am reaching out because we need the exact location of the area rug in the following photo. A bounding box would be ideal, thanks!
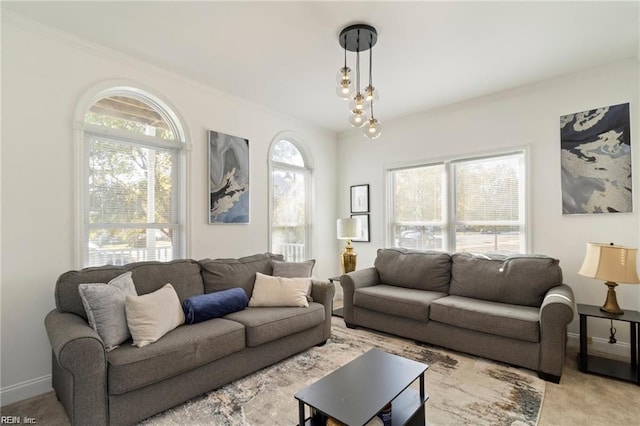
[141,317,545,425]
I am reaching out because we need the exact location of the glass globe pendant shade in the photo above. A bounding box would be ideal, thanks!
[364,85,379,104]
[336,80,354,100]
[336,67,353,100]
[349,92,369,113]
[363,117,382,139]
[348,109,366,128]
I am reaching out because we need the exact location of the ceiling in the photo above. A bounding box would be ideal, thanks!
[3,1,639,133]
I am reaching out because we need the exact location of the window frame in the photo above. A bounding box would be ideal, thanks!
[385,147,530,254]
[268,133,314,261]
[74,82,189,268]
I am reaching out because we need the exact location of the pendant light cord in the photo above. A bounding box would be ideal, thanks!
[355,30,361,94]
[368,33,373,89]
[343,34,347,69]
[368,32,375,118]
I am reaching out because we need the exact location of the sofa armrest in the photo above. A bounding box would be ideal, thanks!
[340,267,380,324]
[45,309,109,426]
[311,279,335,341]
[538,284,575,381]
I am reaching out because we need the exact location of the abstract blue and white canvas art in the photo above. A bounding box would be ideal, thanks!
[209,131,249,224]
[560,103,632,214]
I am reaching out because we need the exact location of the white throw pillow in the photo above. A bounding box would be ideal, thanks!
[249,272,311,308]
[125,283,185,347]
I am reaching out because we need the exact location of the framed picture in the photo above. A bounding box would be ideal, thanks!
[560,103,632,214]
[351,214,370,242]
[350,184,370,213]
[208,130,250,224]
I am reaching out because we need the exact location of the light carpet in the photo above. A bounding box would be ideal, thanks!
[141,317,544,425]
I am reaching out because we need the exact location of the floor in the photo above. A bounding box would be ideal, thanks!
[538,339,640,425]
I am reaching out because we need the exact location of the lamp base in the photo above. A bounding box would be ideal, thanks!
[341,240,357,274]
[600,281,624,315]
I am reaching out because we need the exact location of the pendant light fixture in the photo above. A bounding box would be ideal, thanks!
[336,37,354,100]
[336,24,382,139]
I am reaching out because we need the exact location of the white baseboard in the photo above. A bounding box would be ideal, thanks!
[0,375,52,407]
[567,332,631,358]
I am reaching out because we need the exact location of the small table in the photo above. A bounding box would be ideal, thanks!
[329,276,343,317]
[295,348,429,425]
[578,303,640,385]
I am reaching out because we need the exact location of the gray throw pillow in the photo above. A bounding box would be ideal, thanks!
[271,259,315,278]
[78,272,137,351]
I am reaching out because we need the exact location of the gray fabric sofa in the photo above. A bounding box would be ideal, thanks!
[341,248,575,382]
[45,253,334,425]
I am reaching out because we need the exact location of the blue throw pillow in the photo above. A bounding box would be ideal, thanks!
[182,287,248,324]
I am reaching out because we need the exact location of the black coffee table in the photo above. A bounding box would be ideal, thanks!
[294,348,429,425]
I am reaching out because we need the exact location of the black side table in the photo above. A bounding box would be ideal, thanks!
[328,276,343,318]
[578,303,640,385]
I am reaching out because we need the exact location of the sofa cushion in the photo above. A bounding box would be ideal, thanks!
[199,253,284,298]
[224,303,324,347]
[354,285,447,322]
[56,260,204,319]
[374,248,451,292]
[429,295,540,343]
[107,318,245,395]
[125,284,185,347]
[126,260,204,301]
[249,273,311,307]
[78,272,137,351]
[449,253,563,307]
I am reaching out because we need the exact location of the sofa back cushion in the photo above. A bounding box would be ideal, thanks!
[199,253,284,298]
[374,248,451,292]
[449,253,563,307]
[56,260,204,320]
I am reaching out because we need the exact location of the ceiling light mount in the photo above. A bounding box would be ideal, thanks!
[339,24,377,52]
[336,23,382,140]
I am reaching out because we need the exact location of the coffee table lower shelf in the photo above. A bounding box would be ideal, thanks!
[299,387,429,426]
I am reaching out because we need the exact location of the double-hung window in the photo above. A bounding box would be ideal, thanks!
[388,150,527,254]
[79,90,187,266]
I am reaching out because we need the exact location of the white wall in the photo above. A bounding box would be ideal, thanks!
[338,59,640,354]
[0,16,338,405]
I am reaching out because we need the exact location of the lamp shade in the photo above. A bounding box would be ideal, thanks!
[337,218,361,240]
[578,243,640,284]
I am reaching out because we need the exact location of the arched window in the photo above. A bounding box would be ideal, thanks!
[269,136,312,261]
[77,86,187,266]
